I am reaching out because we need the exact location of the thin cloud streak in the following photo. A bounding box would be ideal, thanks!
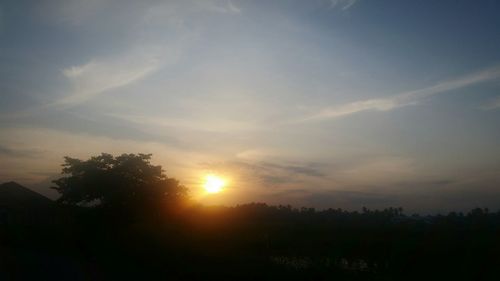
[202,0,241,14]
[57,47,165,106]
[330,0,359,11]
[303,66,500,122]
[106,113,259,133]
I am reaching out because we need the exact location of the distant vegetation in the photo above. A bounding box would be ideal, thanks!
[1,153,499,280]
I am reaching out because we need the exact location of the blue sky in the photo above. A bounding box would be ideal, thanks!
[1,0,500,212]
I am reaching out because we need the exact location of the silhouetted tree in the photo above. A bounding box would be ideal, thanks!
[52,153,188,213]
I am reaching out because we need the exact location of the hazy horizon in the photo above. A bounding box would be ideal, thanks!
[1,0,500,213]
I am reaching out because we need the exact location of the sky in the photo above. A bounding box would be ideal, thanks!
[1,0,500,213]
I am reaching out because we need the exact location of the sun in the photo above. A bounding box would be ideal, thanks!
[203,174,226,194]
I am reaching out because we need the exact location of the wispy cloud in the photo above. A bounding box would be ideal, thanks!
[227,0,241,14]
[202,160,326,189]
[106,113,258,133]
[57,46,170,106]
[202,0,241,14]
[482,96,500,110]
[329,0,359,11]
[0,145,42,158]
[303,66,500,122]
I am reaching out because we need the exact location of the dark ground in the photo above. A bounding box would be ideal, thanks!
[2,198,500,281]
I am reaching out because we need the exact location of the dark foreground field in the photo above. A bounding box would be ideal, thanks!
[1,182,499,280]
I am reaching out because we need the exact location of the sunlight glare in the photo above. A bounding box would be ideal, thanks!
[203,174,226,194]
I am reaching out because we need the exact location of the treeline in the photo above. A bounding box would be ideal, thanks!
[182,203,500,279]
[2,153,499,280]
[3,200,500,280]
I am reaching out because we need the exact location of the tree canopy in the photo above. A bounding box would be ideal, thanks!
[52,153,188,211]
